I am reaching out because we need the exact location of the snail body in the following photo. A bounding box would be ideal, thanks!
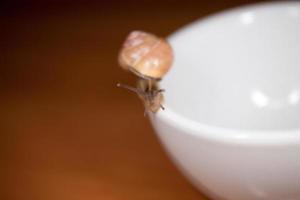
[117,79,164,113]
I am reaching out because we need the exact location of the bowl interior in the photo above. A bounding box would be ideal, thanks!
[164,2,300,131]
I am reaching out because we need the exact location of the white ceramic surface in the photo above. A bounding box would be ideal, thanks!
[150,1,300,200]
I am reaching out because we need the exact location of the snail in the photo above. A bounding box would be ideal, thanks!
[117,30,173,114]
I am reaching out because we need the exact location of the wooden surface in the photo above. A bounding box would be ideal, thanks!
[2,1,261,199]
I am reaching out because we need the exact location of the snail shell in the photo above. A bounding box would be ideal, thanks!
[118,30,173,80]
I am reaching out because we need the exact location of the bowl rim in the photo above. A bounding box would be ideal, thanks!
[156,1,300,145]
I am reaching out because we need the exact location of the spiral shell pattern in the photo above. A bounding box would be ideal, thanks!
[118,31,173,79]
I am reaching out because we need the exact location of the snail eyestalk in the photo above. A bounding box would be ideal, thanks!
[117,83,145,96]
[117,80,165,113]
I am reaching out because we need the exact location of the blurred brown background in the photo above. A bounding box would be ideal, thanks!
[2,0,264,199]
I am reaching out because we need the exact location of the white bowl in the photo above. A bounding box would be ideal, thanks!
[150,1,300,200]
